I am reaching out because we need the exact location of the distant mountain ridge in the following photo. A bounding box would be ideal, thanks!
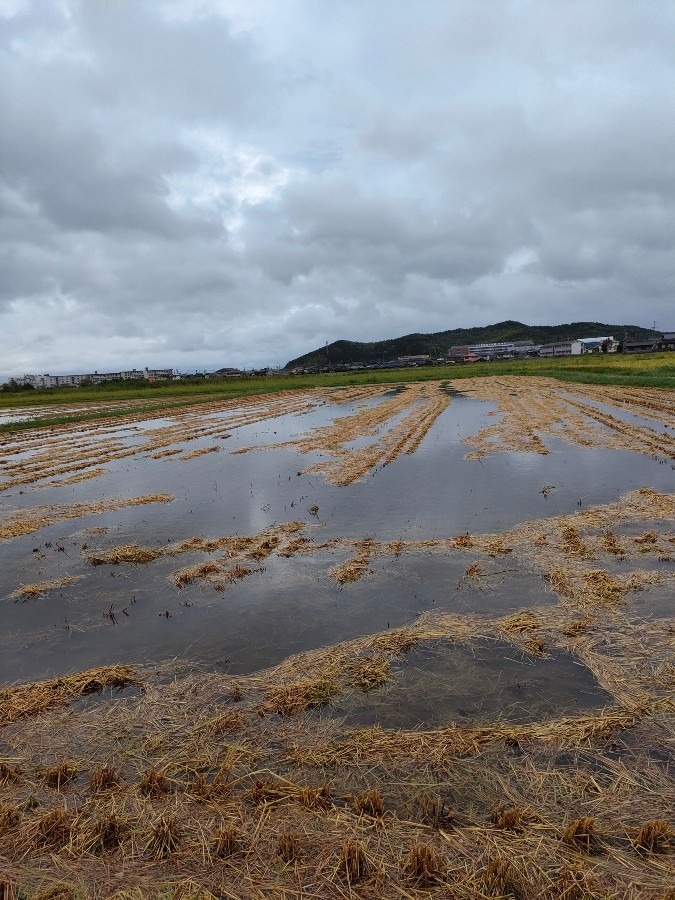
[285,320,648,368]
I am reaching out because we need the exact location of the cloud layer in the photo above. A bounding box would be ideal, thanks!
[2,0,674,375]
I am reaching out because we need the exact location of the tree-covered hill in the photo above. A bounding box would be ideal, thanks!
[285,320,648,368]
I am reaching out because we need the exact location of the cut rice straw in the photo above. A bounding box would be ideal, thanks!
[0,665,141,725]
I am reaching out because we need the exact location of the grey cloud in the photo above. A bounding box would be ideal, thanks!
[79,5,266,125]
[1,0,674,378]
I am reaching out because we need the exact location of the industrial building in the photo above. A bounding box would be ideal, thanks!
[447,341,536,361]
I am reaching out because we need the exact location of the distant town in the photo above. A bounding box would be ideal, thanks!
[287,331,675,374]
[2,330,674,391]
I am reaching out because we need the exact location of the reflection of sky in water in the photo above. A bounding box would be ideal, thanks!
[557,391,673,433]
[330,640,614,728]
[0,414,32,424]
[1,393,673,684]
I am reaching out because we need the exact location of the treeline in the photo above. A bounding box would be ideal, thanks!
[0,379,35,393]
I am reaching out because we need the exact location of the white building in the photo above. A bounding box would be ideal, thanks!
[538,340,583,357]
[448,341,536,360]
[577,336,618,353]
[22,367,177,388]
[143,367,176,380]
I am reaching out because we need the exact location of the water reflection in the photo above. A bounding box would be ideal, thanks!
[1,393,673,685]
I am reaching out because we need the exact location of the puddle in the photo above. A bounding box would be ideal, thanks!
[329,639,614,728]
[0,549,549,684]
[626,583,674,617]
[69,681,145,712]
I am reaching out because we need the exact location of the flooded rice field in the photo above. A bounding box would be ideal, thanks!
[1,378,673,684]
[0,376,674,898]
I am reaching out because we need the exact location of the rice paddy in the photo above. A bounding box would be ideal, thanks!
[0,387,381,493]
[456,376,675,461]
[234,380,451,484]
[0,376,673,897]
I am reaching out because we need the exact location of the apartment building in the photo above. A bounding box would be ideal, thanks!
[22,367,176,388]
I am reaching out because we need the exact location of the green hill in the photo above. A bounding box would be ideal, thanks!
[285,320,648,368]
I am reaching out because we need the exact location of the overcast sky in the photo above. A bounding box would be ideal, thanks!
[1,0,674,376]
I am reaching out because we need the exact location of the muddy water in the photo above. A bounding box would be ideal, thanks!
[1,391,673,688]
[328,639,614,728]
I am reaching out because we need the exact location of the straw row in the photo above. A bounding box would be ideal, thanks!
[0,494,174,542]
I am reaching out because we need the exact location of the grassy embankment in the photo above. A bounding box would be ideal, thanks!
[1,352,673,433]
